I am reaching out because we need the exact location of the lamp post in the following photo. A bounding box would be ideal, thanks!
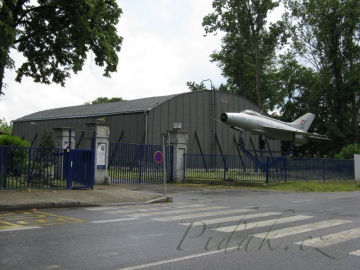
[201,79,216,158]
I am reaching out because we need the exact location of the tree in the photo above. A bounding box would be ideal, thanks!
[186,81,229,92]
[0,0,123,96]
[284,0,360,155]
[0,118,12,134]
[335,143,360,159]
[186,81,208,92]
[202,0,285,109]
[86,96,123,105]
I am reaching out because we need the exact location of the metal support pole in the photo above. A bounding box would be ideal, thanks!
[162,135,167,196]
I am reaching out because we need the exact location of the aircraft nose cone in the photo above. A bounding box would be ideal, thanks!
[220,113,228,122]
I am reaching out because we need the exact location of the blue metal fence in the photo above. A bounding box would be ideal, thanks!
[109,143,173,183]
[184,154,268,182]
[0,146,94,190]
[286,158,354,181]
[184,154,354,183]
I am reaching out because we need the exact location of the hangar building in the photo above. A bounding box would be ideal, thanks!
[13,91,281,155]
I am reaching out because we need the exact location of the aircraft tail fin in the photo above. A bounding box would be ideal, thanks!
[290,113,315,132]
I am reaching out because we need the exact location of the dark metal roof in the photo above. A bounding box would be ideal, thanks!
[14,94,179,122]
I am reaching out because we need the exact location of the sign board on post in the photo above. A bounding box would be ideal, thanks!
[154,151,163,164]
[97,143,106,170]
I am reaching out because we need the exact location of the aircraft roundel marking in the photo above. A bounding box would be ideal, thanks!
[301,119,306,129]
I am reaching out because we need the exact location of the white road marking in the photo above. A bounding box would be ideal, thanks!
[91,218,139,224]
[252,219,352,239]
[117,246,239,270]
[86,206,121,211]
[295,228,360,248]
[215,215,313,233]
[153,209,255,222]
[106,209,145,214]
[129,206,227,217]
[349,249,360,256]
[292,200,313,203]
[0,226,42,232]
[181,212,281,227]
[107,204,206,215]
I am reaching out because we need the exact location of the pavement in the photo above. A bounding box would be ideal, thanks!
[0,184,172,211]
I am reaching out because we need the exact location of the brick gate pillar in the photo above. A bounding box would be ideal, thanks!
[168,128,188,183]
[87,123,110,185]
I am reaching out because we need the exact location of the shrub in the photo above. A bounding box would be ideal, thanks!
[32,132,56,185]
[0,135,30,176]
[0,134,30,147]
[334,144,360,159]
[0,118,12,135]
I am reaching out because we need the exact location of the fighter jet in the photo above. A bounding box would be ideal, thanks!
[220,110,329,146]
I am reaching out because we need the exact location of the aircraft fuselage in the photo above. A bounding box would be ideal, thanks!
[221,111,309,145]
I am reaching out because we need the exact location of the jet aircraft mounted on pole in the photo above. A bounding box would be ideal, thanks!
[220,110,329,146]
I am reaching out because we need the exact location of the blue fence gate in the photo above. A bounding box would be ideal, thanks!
[0,146,94,190]
[63,149,95,189]
[108,143,173,183]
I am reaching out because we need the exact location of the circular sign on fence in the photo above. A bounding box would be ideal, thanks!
[154,151,164,163]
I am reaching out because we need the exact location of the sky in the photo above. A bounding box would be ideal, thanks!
[0,0,283,122]
[0,0,228,122]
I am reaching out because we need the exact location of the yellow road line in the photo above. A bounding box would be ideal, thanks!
[32,210,85,223]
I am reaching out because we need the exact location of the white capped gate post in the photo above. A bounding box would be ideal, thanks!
[87,123,110,185]
[168,128,188,183]
[355,154,360,181]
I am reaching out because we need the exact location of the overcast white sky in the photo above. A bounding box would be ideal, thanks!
[0,0,283,122]
[0,0,227,122]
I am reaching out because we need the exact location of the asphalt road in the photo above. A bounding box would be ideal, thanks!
[0,187,360,270]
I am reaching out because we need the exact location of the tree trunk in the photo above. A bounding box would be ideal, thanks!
[255,44,262,108]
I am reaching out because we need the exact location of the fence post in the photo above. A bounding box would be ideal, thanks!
[0,147,7,189]
[139,144,143,183]
[322,159,326,182]
[66,149,72,189]
[265,157,269,184]
[183,154,187,181]
[284,157,288,183]
[27,147,32,186]
[223,156,227,181]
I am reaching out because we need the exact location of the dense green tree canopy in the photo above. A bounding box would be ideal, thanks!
[282,0,360,156]
[200,0,359,157]
[0,0,123,95]
[203,0,286,109]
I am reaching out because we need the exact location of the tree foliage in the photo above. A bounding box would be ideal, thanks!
[87,96,123,104]
[335,144,360,159]
[0,118,12,134]
[0,134,29,146]
[0,0,123,95]
[186,81,229,92]
[203,0,286,109]
[201,0,360,157]
[281,0,360,156]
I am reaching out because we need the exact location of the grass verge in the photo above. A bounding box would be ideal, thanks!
[181,180,360,192]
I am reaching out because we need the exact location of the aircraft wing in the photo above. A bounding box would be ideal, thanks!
[259,125,329,141]
[304,132,330,140]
